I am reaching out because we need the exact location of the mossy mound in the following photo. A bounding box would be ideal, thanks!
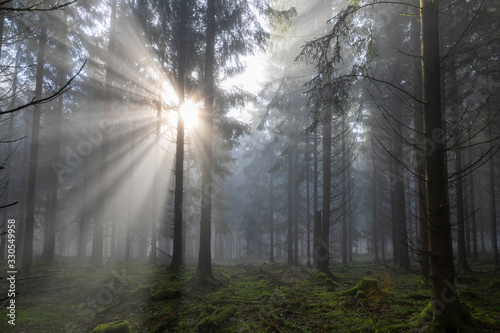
[409,302,478,332]
[325,277,340,289]
[197,306,236,332]
[150,288,182,302]
[92,320,132,333]
[489,280,500,289]
[340,278,385,299]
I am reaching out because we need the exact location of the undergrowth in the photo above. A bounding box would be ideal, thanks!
[1,258,499,332]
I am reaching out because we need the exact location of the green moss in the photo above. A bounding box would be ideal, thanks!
[197,306,236,332]
[325,278,340,289]
[460,289,479,299]
[92,320,132,333]
[317,272,328,279]
[411,301,434,324]
[356,290,366,299]
[489,280,500,289]
[406,291,428,300]
[340,278,384,298]
[150,288,182,302]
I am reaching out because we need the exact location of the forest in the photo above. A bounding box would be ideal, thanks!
[0,0,500,332]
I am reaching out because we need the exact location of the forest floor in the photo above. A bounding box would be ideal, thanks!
[1,256,500,332]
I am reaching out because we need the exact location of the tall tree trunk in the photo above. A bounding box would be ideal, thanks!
[342,113,347,264]
[150,101,161,264]
[0,12,5,59]
[488,116,499,269]
[287,149,293,266]
[170,0,189,269]
[196,0,216,280]
[469,167,479,262]
[394,108,411,270]
[313,127,319,266]
[90,0,117,267]
[421,0,461,326]
[306,142,311,267]
[449,55,469,271]
[21,7,48,274]
[411,1,430,277]
[454,146,469,271]
[42,11,69,265]
[318,111,332,273]
[124,122,135,262]
[390,159,400,266]
[372,155,379,261]
[293,150,299,266]
[270,164,274,263]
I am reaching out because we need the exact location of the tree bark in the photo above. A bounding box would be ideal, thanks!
[372,155,379,261]
[42,11,69,265]
[22,6,48,274]
[287,149,293,266]
[270,164,274,263]
[196,0,216,280]
[170,0,189,269]
[488,117,499,269]
[318,111,332,273]
[469,167,479,262]
[306,142,311,266]
[90,0,117,267]
[421,0,461,326]
[342,113,348,264]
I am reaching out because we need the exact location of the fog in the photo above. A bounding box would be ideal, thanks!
[1,0,499,331]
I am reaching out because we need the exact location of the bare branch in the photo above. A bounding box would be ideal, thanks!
[0,61,86,115]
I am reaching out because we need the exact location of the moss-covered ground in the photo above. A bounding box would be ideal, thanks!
[1,257,500,332]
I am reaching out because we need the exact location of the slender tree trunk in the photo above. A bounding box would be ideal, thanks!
[170,0,189,269]
[22,7,48,274]
[314,211,322,269]
[319,111,332,273]
[342,114,347,264]
[91,0,117,267]
[287,149,293,266]
[372,155,379,261]
[394,109,411,270]
[469,168,479,262]
[124,122,135,262]
[293,150,299,266]
[421,0,461,326]
[488,121,499,269]
[454,146,469,271]
[0,13,5,59]
[150,101,162,264]
[411,0,430,277]
[448,55,469,271]
[306,142,311,267]
[479,201,486,253]
[42,11,69,264]
[313,128,319,266]
[270,166,274,263]
[77,91,96,261]
[390,159,400,266]
[196,0,216,280]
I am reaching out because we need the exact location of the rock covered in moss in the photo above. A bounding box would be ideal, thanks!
[92,320,132,333]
